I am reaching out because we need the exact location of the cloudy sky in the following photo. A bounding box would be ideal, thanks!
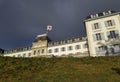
[0,0,120,49]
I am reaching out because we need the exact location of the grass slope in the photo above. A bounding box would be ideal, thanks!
[0,56,120,82]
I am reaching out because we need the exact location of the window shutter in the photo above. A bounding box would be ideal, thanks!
[93,34,96,41]
[104,21,108,27]
[91,24,94,30]
[115,30,119,37]
[101,32,105,40]
[95,47,99,52]
[115,30,119,34]
[106,31,110,39]
[99,23,101,28]
[112,20,115,25]
[106,31,110,36]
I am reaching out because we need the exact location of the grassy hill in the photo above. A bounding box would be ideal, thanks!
[0,56,120,82]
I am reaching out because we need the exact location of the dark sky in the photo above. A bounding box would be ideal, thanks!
[0,0,120,49]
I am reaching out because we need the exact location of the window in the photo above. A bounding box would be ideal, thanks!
[54,48,59,53]
[42,49,44,54]
[38,50,40,55]
[96,33,102,40]
[92,23,101,30]
[94,23,99,29]
[93,33,104,41]
[107,30,119,39]
[23,54,26,57]
[96,46,105,52]
[83,44,88,48]
[34,51,36,55]
[61,47,66,51]
[67,39,72,43]
[48,49,52,53]
[28,53,31,57]
[68,46,73,51]
[74,38,79,42]
[105,20,115,27]
[75,45,81,49]
[18,54,21,57]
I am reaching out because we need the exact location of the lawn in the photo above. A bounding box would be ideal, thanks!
[0,56,120,82]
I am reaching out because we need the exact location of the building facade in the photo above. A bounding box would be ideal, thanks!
[85,10,120,56]
[1,10,120,57]
[47,36,88,57]
[3,35,88,57]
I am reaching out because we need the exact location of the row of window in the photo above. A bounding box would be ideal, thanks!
[48,44,88,53]
[96,44,120,53]
[33,49,45,55]
[13,53,31,57]
[93,30,119,41]
[48,37,86,46]
[92,20,115,30]
[4,47,31,54]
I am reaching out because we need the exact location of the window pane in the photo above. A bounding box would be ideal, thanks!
[75,45,81,49]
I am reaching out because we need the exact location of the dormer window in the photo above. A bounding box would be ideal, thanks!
[103,11,112,16]
[108,10,111,14]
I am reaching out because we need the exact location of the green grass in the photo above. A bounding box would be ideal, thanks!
[0,56,120,82]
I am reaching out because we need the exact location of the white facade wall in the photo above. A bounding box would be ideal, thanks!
[4,50,32,57]
[47,41,88,56]
[85,14,120,56]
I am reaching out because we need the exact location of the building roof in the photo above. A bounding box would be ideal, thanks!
[84,10,119,22]
[48,36,87,47]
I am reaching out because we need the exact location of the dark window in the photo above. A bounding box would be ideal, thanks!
[61,47,66,51]
[18,54,21,57]
[38,50,40,55]
[96,46,105,52]
[48,49,52,53]
[94,23,99,29]
[107,30,119,39]
[54,48,59,53]
[84,44,88,48]
[105,20,115,27]
[34,51,36,55]
[42,49,44,54]
[23,54,26,57]
[28,53,31,56]
[75,45,81,49]
[68,46,73,51]
[96,33,102,40]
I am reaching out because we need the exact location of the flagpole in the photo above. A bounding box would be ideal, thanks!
[46,29,48,36]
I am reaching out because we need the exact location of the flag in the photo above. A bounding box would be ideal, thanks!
[37,33,47,38]
[47,25,52,31]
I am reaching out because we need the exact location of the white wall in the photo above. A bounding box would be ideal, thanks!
[4,50,32,58]
[85,14,120,56]
[47,41,88,56]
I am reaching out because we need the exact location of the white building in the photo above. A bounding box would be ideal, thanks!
[4,46,32,57]
[2,10,120,57]
[84,10,120,56]
[47,36,88,57]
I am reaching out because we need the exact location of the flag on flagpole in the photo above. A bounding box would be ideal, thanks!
[47,25,52,31]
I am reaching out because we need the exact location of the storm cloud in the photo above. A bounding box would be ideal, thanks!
[0,0,120,49]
